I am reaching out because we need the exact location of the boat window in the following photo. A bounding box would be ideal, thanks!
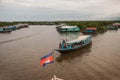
[81,41,84,44]
[74,43,77,45]
[64,43,67,48]
[65,28,67,31]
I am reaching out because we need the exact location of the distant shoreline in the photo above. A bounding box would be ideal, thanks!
[0,20,120,33]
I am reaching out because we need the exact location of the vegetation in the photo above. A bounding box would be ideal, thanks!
[0,20,120,33]
[56,21,120,33]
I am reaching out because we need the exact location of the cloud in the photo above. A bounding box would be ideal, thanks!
[0,0,120,21]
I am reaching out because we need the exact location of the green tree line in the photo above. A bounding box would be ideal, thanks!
[0,20,120,33]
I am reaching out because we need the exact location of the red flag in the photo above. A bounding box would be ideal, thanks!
[40,52,54,67]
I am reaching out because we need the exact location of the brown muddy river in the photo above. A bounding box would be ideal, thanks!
[0,25,120,80]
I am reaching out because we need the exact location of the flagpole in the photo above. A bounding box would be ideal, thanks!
[52,51,55,61]
[52,51,55,80]
[66,29,67,41]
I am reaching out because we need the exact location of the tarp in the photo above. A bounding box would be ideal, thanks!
[86,27,97,30]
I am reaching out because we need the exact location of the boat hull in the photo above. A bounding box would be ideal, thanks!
[82,30,97,35]
[55,42,92,53]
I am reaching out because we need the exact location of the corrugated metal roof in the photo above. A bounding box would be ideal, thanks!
[86,27,97,30]
[66,35,91,44]
[61,26,78,29]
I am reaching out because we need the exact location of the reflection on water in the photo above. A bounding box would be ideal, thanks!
[56,44,92,63]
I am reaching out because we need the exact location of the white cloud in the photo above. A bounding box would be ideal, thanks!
[0,0,120,21]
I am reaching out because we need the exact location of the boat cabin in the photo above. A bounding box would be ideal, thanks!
[107,25,118,30]
[57,25,80,32]
[56,35,92,53]
[112,23,120,28]
[0,27,12,33]
[9,26,16,30]
[83,27,97,34]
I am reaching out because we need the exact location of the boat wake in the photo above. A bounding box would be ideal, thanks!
[0,32,41,44]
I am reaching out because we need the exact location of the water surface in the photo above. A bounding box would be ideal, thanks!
[0,25,120,80]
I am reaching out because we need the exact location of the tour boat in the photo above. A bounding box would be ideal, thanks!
[0,27,12,33]
[55,35,92,53]
[56,25,80,32]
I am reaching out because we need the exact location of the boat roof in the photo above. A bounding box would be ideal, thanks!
[86,27,97,30]
[0,26,10,28]
[112,23,120,26]
[66,35,91,44]
[61,26,78,29]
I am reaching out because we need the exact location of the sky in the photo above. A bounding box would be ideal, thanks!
[0,0,120,21]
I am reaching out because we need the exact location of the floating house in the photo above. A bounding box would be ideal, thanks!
[107,23,120,30]
[112,23,120,28]
[55,35,92,53]
[0,27,12,33]
[23,24,29,28]
[82,27,97,34]
[107,25,118,30]
[15,24,21,29]
[19,24,29,28]
[17,24,24,28]
[56,25,80,32]
[15,24,29,29]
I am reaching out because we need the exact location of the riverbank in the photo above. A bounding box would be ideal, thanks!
[0,20,120,33]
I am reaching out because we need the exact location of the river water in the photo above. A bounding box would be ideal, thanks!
[0,25,120,80]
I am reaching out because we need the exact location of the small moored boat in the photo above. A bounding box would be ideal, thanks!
[55,35,92,53]
[82,27,97,34]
